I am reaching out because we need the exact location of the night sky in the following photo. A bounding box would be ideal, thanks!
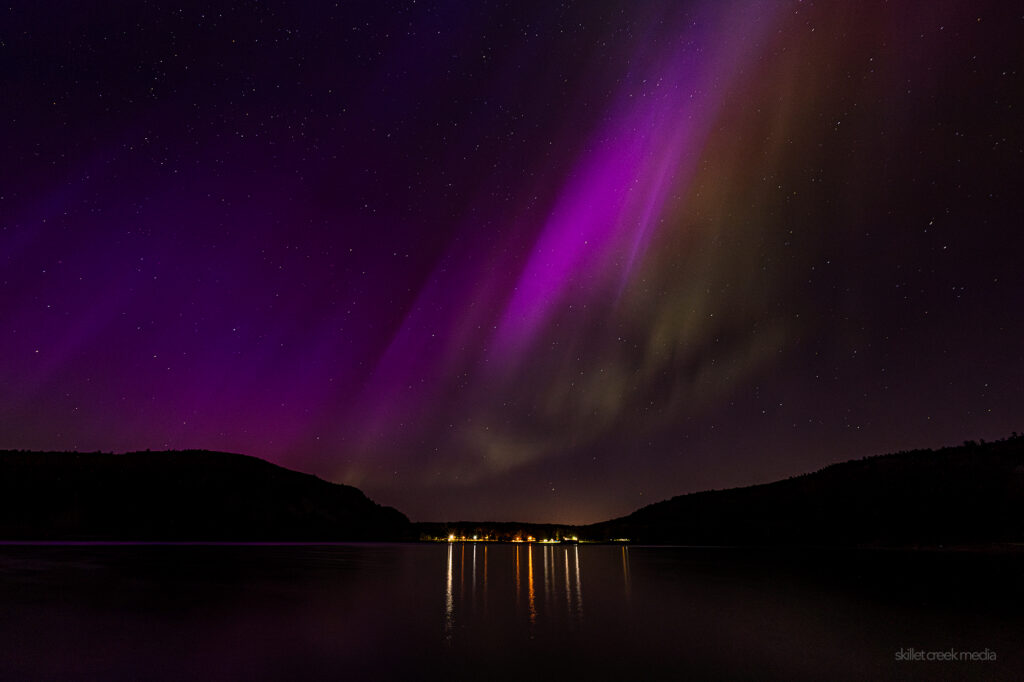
[2,1,1022,523]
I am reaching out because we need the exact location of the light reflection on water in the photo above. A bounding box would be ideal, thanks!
[621,544,631,602]
[527,544,536,625]
[444,543,454,642]
[444,542,591,635]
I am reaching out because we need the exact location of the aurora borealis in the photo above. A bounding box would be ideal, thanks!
[2,1,1022,523]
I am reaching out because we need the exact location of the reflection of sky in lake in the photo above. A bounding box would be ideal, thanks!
[2,544,1021,680]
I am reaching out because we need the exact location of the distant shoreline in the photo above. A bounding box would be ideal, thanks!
[1,541,1023,556]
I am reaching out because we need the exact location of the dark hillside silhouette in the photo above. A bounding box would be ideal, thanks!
[0,450,411,541]
[3,436,1023,545]
[582,435,1024,546]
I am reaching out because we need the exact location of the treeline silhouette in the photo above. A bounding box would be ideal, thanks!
[3,435,1022,545]
[0,450,411,541]
[581,435,1024,546]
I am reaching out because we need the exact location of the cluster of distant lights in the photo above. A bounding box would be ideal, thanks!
[444,535,629,543]
[447,534,574,544]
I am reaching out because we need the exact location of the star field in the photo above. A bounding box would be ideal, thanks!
[2,1,1023,522]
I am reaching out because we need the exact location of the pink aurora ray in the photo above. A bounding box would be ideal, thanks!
[490,2,775,365]
[350,2,777,448]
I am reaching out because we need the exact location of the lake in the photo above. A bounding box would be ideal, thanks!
[0,543,1021,680]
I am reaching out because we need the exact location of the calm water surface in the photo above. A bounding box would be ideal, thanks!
[0,543,1021,680]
